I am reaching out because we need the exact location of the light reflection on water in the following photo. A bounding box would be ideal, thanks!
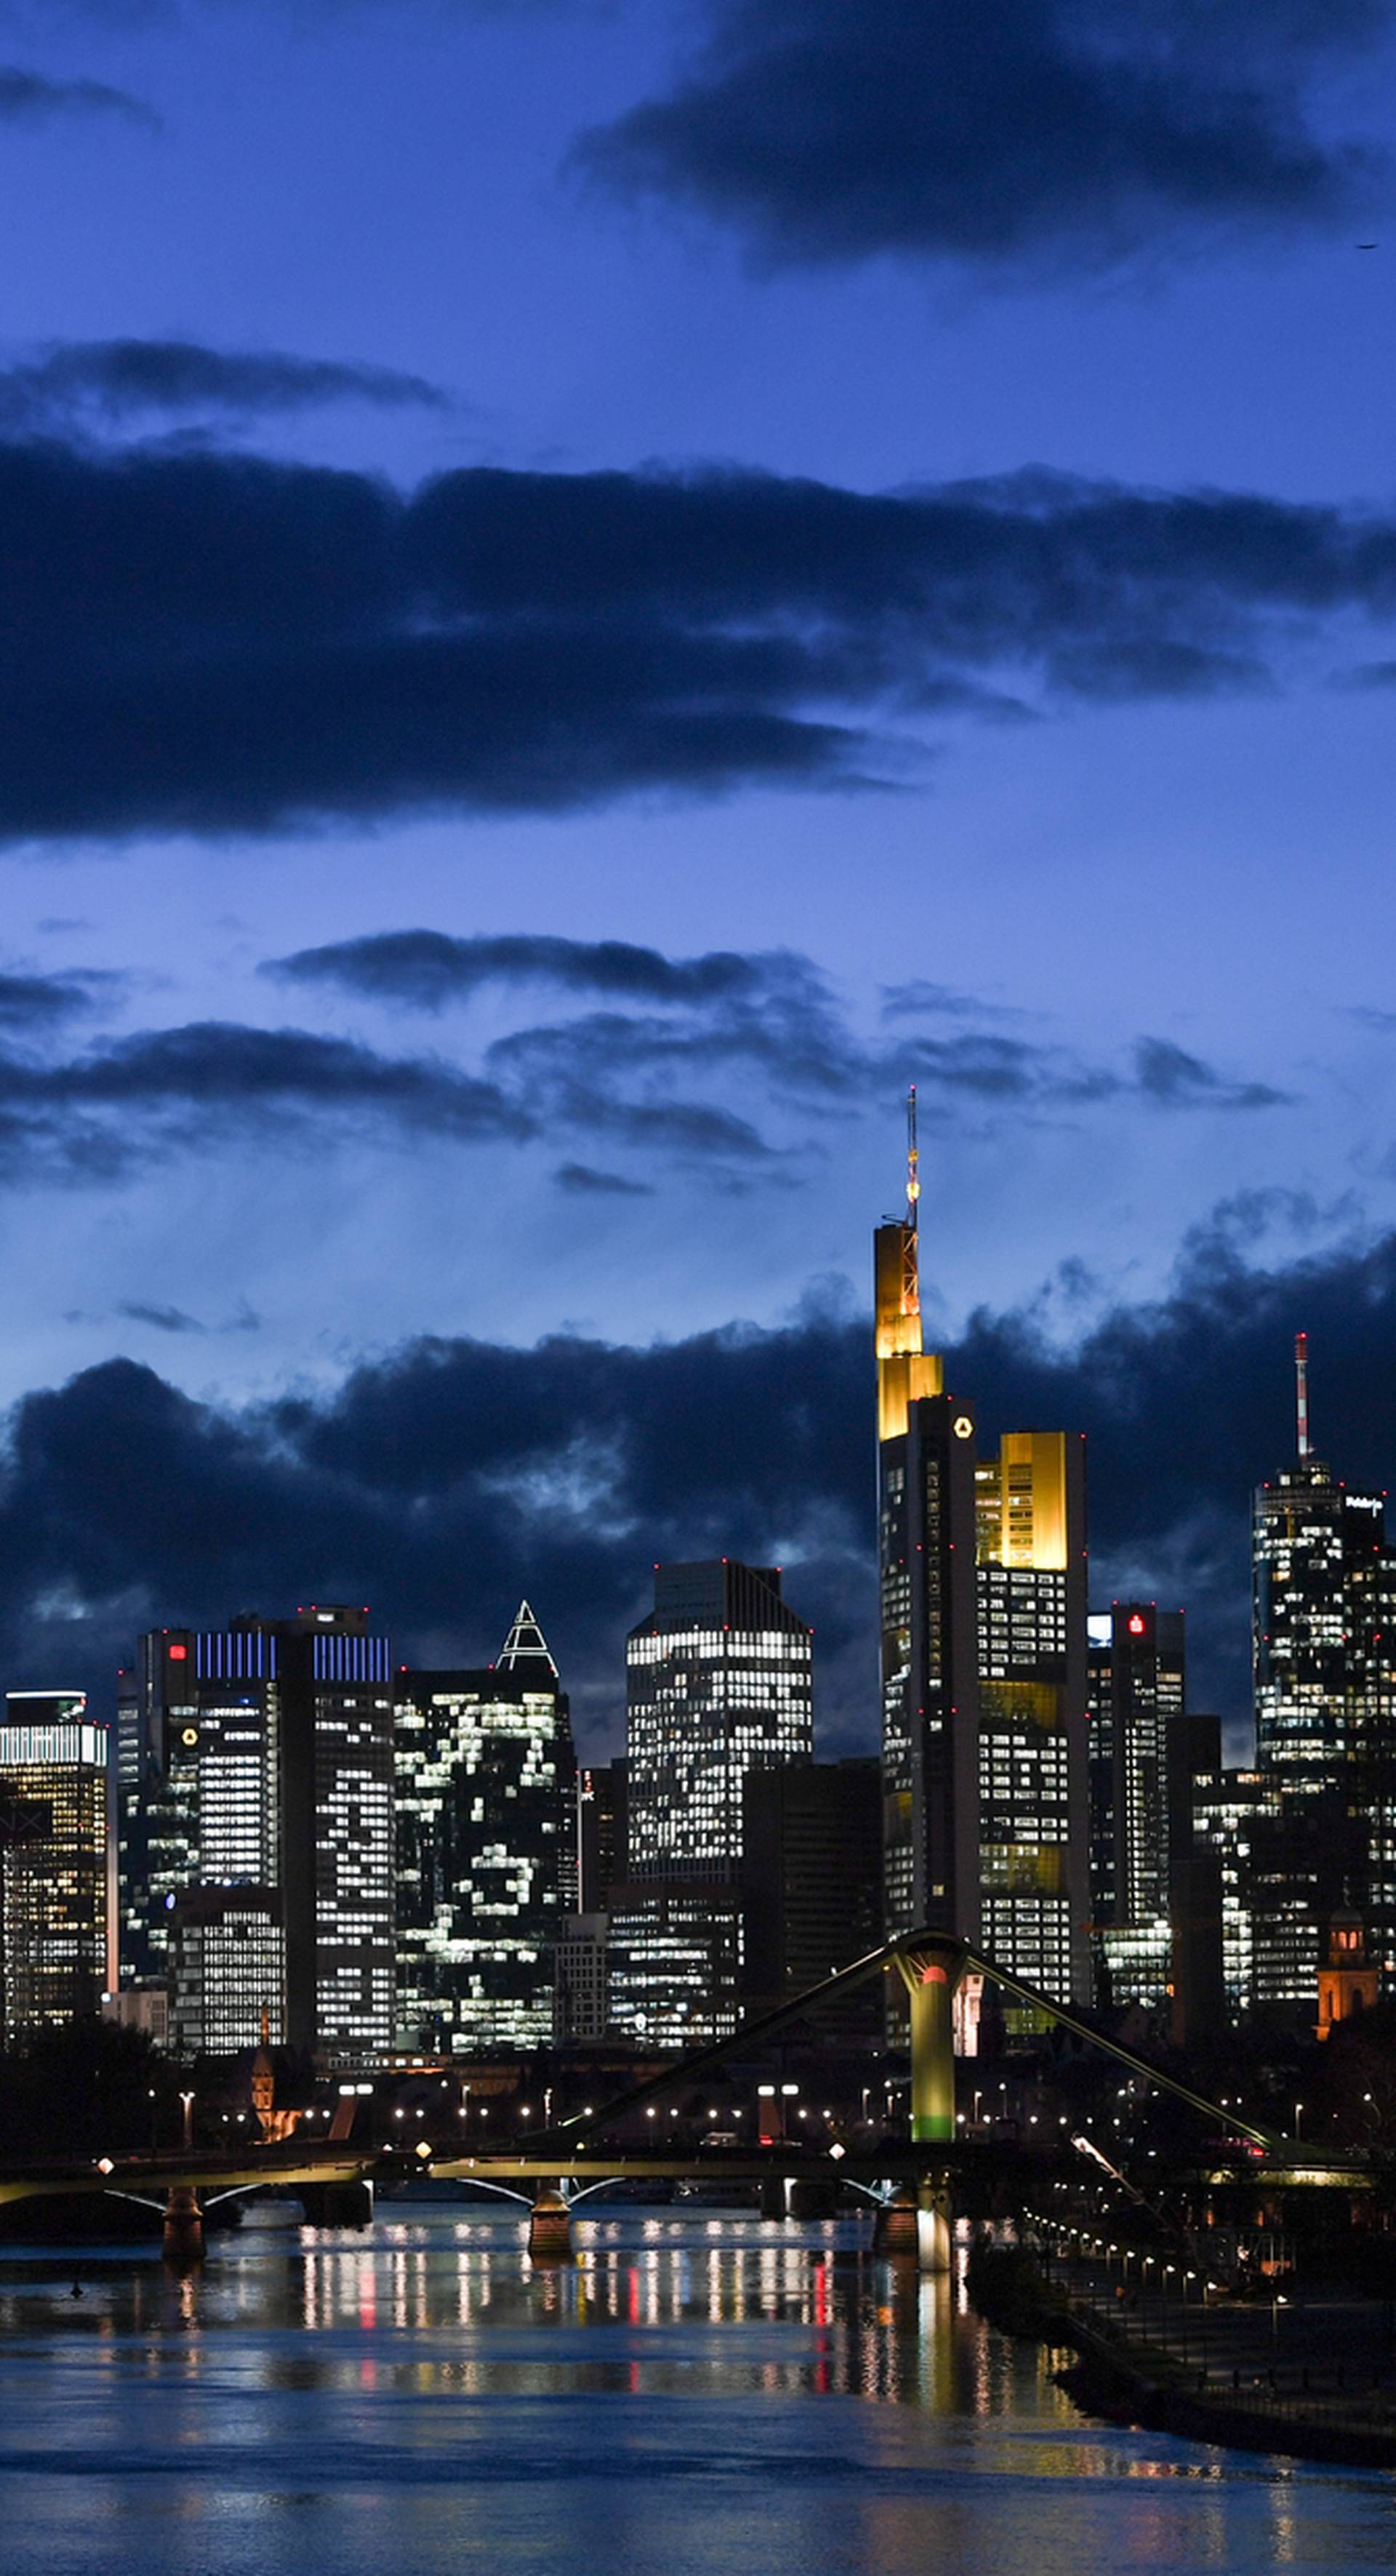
[0,2209,1387,2575]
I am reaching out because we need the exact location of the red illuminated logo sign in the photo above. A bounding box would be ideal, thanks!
[1127,1614,1146,1635]
[168,1643,188,1660]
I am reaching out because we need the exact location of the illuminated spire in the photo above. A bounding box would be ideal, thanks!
[497,1599,558,1676]
[901,1084,920,1327]
[1296,1331,1310,1462]
[875,1089,942,1433]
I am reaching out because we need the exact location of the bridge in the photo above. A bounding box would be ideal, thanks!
[0,1928,1351,2269]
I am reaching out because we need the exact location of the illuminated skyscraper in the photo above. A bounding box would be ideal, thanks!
[974,1432,1088,2000]
[0,1693,108,2041]
[169,1888,285,2057]
[117,1606,394,2059]
[876,1097,1090,2003]
[1254,1427,1353,1803]
[614,1561,812,2045]
[625,1561,813,1880]
[393,1603,574,2051]
[1086,1603,1185,2009]
[1251,1337,1396,2008]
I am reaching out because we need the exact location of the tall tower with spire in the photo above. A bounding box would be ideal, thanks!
[875,1098,1090,2003]
[876,1090,979,1948]
[1251,1337,1396,2011]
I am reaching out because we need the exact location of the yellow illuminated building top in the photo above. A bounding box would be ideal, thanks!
[875,1086,943,1440]
[975,1431,1070,1570]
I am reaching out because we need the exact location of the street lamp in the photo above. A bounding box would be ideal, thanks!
[179,2090,194,2152]
[1295,2101,1304,2141]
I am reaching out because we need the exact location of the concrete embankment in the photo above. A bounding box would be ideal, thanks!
[966,2239,1396,2471]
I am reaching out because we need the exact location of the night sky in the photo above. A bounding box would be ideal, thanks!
[3,0,1396,1755]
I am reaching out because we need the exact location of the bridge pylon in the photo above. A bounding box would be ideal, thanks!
[893,1935,963,2145]
[527,2187,574,2262]
[163,2183,204,2268]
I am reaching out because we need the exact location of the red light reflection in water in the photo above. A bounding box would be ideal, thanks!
[357,2255,377,2332]
[813,2257,830,2393]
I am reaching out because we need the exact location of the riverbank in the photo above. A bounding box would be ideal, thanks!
[966,2238,1396,2470]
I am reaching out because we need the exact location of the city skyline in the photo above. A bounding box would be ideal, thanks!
[0,1,1395,1754]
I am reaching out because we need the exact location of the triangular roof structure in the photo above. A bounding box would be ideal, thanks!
[496,1598,558,1676]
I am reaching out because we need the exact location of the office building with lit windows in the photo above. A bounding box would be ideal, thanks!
[118,1606,395,2059]
[974,1433,1089,2003]
[394,1603,574,2053]
[1086,1603,1185,2010]
[1251,1337,1396,2011]
[169,1886,285,2058]
[605,1881,745,2050]
[0,1693,108,2042]
[876,1102,1090,2006]
[619,1560,812,2042]
[625,1561,813,1881]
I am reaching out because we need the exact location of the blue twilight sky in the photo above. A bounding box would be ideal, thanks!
[2,0,1396,1752]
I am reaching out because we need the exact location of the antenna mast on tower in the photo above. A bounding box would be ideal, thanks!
[901,1084,920,1325]
[1296,1330,1310,1461]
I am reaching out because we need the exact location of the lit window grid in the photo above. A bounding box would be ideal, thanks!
[0,1748,108,2040]
[393,1681,571,2051]
[626,1628,813,1880]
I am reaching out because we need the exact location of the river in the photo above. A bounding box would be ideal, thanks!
[0,2207,1389,2574]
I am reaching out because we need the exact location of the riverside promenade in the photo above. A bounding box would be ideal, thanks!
[1014,2216,1396,2466]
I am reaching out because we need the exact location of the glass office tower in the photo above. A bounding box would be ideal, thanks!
[1251,1340,1396,2008]
[625,1561,813,1881]
[394,1602,574,2051]
[118,1606,394,2058]
[0,1693,108,2041]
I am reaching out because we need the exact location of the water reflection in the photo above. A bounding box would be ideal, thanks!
[0,2212,1385,2576]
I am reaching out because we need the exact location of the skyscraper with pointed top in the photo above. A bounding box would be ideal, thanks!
[393,1602,575,2051]
[1250,1336,1396,2011]
[876,1093,1090,2003]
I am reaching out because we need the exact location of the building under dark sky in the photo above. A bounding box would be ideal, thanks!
[877,1108,1089,2005]
[393,1603,574,2053]
[119,1606,395,2061]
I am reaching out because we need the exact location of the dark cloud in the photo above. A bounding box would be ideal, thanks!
[0,970,111,1031]
[576,0,1386,275]
[1133,1036,1290,1111]
[1,444,1395,841]
[116,1302,204,1335]
[269,930,1289,1127]
[0,1010,791,1185]
[0,67,157,128]
[266,929,766,1010]
[0,942,1287,1194]
[0,340,446,435]
[6,1216,1396,1754]
[554,1162,656,1197]
[479,978,1285,1127]
[0,1022,529,1183]
[880,981,1027,1025]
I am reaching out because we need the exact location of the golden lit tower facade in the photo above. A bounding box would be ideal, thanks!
[876,1099,1090,2005]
